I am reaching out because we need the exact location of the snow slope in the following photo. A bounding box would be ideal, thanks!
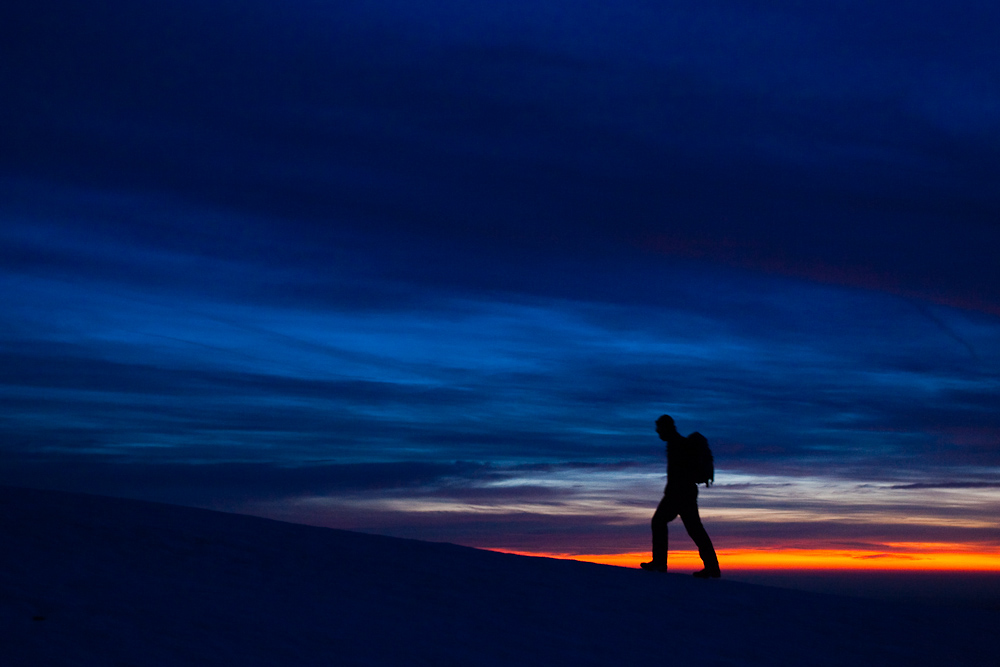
[2,485,996,666]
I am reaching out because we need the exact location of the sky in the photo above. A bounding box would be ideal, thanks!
[1,0,999,570]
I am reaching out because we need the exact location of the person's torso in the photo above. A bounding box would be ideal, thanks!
[666,435,696,487]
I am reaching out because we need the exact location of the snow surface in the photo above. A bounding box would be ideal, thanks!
[2,485,997,666]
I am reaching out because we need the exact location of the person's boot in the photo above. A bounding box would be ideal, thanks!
[692,564,721,578]
[640,561,668,572]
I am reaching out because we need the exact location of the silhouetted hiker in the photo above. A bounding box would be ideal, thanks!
[641,415,721,578]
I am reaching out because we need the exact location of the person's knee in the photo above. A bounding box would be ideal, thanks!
[680,513,703,533]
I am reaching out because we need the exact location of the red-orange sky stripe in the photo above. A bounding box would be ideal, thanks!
[491,548,1000,571]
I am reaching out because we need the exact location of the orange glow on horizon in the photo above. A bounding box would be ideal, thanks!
[490,547,1000,571]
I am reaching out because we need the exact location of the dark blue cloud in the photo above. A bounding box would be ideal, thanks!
[5,0,1000,311]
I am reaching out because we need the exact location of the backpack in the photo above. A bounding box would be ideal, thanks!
[687,432,714,487]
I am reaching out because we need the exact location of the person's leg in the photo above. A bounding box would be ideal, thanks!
[647,495,678,567]
[679,502,719,575]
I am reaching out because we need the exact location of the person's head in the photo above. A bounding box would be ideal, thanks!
[655,414,678,441]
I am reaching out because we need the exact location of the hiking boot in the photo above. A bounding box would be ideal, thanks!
[640,561,668,572]
[692,566,721,579]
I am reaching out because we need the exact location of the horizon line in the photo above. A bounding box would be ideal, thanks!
[489,548,1000,572]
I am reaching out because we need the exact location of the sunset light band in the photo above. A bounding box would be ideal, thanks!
[494,548,1000,571]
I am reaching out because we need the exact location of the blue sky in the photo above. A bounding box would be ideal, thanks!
[2,0,999,561]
